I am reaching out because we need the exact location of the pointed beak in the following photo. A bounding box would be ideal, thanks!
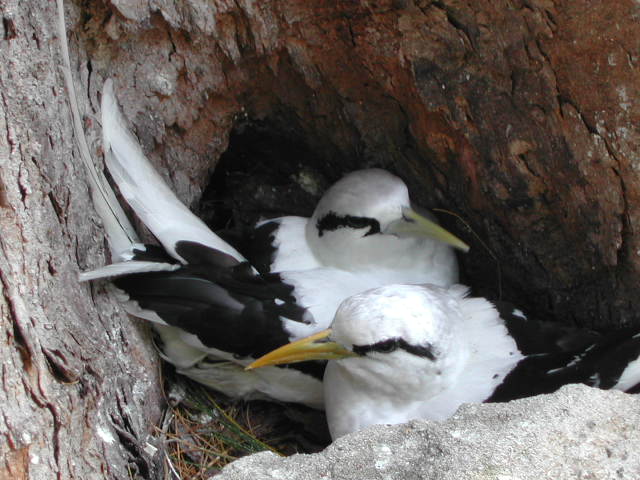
[245,329,358,370]
[384,207,470,252]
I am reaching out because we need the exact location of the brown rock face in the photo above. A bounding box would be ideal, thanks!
[78,0,638,329]
[2,0,638,476]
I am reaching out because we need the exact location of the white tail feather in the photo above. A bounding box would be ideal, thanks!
[153,324,209,368]
[176,360,269,400]
[78,261,180,282]
[614,355,640,391]
[57,0,139,261]
[101,80,245,264]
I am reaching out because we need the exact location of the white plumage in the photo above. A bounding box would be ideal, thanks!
[322,285,520,437]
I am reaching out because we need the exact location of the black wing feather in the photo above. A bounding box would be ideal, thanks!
[114,241,312,359]
[488,326,640,402]
[493,301,601,355]
[217,221,279,274]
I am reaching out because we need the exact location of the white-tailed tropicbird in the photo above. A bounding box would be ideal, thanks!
[248,284,640,438]
[230,168,468,287]
[77,80,469,408]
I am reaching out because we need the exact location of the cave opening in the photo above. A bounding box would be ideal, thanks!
[204,118,518,301]
[189,114,523,457]
[165,104,592,469]
[198,115,507,306]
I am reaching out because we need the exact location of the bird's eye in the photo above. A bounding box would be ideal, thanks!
[352,338,400,356]
[347,217,366,228]
[374,339,398,354]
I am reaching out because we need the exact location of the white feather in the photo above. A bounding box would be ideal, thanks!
[157,325,325,407]
[614,356,640,391]
[259,216,321,272]
[153,324,208,368]
[57,6,139,262]
[101,80,245,264]
[412,294,523,421]
[78,260,179,282]
[177,358,324,407]
[109,287,168,325]
[280,268,407,340]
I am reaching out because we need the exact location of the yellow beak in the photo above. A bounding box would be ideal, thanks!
[245,329,358,370]
[384,207,470,252]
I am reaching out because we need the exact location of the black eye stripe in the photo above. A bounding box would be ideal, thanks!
[352,337,436,360]
[316,212,381,237]
[402,340,437,360]
[352,339,396,355]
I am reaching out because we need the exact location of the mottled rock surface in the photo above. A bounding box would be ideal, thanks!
[218,385,640,480]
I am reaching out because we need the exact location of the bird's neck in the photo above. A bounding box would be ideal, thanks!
[414,296,526,418]
[324,350,465,439]
[305,226,458,286]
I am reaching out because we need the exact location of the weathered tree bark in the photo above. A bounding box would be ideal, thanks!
[1,0,638,478]
[1,1,163,478]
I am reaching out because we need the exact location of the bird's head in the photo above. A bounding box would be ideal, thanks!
[247,284,468,399]
[305,169,469,272]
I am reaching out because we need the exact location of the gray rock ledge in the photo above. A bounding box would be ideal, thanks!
[216,384,640,480]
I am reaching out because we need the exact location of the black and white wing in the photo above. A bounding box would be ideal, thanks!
[492,301,602,355]
[489,315,640,401]
[218,215,321,274]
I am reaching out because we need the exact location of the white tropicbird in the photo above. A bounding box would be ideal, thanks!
[238,168,467,288]
[249,283,640,438]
